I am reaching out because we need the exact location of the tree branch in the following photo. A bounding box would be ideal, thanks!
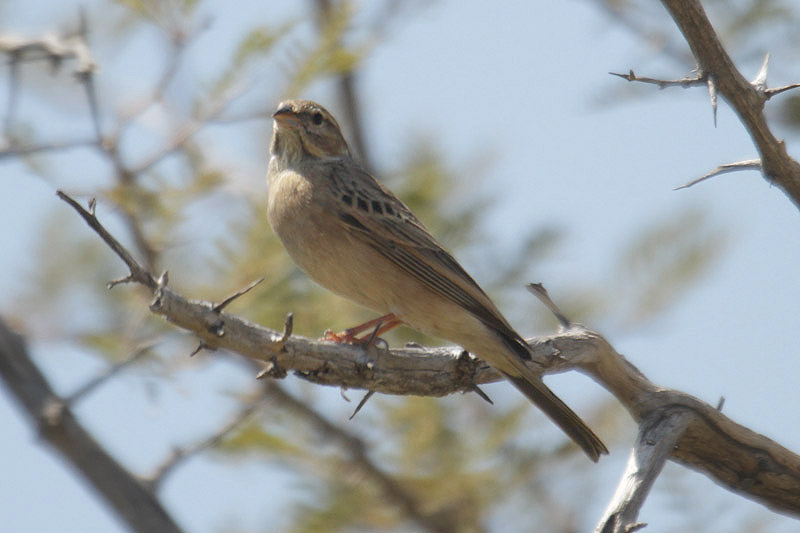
[597,409,692,532]
[57,190,800,519]
[0,318,184,533]
[656,0,800,207]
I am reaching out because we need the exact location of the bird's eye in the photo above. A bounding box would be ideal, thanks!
[312,112,324,125]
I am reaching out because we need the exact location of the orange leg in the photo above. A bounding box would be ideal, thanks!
[323,313,404,344]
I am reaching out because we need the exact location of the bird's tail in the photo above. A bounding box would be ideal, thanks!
[502,371,608,462]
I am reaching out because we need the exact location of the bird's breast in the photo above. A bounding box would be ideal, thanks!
[267,167,391,312]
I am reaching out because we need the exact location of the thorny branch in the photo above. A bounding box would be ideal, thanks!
[619,0,800,208]
[7,2,800,531]
[57,190,800,520]
[2,10,462,531]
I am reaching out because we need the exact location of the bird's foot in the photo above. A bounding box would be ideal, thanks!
[322,313,403,346]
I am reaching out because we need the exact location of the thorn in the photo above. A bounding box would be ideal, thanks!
[189,342,209,357]
[349,390,375,419]
[470,384,494,405]
[716,396,725,411]
[608,69,636,82]
[526,283,571,328]
[340,388,351,402]
[150,271,170,310]
[256,356,286,379]
[363,320,383,350]
[752,52,769,92]
[212,277,264,312]
[88,197,96,215]
[274,312,293,353]
[707,75,718,127]
[281,312,293,341]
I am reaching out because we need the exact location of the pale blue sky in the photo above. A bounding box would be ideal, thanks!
[2,1,800,532]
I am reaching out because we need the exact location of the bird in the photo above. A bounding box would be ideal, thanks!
[266,99,608,461]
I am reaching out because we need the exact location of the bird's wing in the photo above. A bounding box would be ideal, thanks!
[328,160,521,343]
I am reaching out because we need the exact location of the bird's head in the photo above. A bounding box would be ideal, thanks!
[270,100,350,166]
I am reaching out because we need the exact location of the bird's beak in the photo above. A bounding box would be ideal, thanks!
[272,104,298,126]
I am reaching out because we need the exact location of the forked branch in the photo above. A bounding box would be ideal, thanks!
[57,190,800,522]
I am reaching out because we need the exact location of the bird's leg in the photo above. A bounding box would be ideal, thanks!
[323,313,403,344]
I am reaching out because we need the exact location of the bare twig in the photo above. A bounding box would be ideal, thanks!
[65,342,156,405]
[764,83,800,99]
[609,69,719,123]
[147,399,262,491]
[0,138,97,159]
[56,190,156,289]
[609,69,706,89]
[0,32,98,76]
[674,159,761,190]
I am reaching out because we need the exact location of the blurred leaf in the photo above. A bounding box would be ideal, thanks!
[221,421,306,457]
